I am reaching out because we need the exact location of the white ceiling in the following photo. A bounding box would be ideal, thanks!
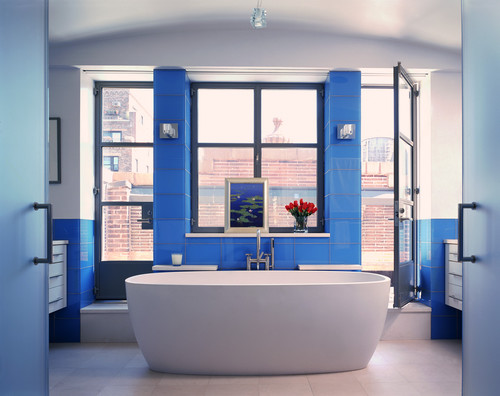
[49,0,462,51]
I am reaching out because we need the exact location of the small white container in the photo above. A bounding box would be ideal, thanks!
[171,253,183,266]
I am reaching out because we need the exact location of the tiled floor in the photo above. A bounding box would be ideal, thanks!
[49,340,461,396]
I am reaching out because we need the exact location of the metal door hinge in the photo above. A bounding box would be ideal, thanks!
[93,88,99,96]
[93,286,99,296]
[190,218,195,226]
[190,88,195,97]
[93,187,99,196]
[320,89,325,98]
[414,187,420,194]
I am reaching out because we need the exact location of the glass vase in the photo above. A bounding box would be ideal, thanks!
[293,216,308,233]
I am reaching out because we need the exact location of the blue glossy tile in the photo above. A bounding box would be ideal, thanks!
[155,194,186,219]
[184,170,191,197]
[79,242,94,268]
[431,218,457,242]
[53,318,80,343]
[186,237,221,244]
[79,220,94,244]
[154,69,188,95]
[273,243,295,270]
[324,120,331,148]
[154,243,185,265]
[330,243,361,264]
[155,219,186,244]
[53,219,80,244]
[222,237,256,244]
[431,316,459,340]
[327,157,361,171]
[186,243,221,265]
[328,219,361,243]
[53,295,80,319]
[80,289,95,308]
[183,121,191,147]
[295,243,329,264]
[330,96,361,122]
[66,268,80,294]
[431,294,459,316]
[154,144,186,169]
[325,194,361,219]
[184,146,191,172]
[155,169,186,194]
[66,244,81,269]
[420,288,431,304]
[328,71,361,96]
[221,243,255,269]
[327,169,361,194]
[418,219,432,243]
[431,266,445,292]
[420,265,431,291]
[80,267,94,293]
[274,238,294,245]
[329,145,361,159]
[430,243,445,268]
[184,195,191,220]
[294,237,330,244]
[155,95,186,120]
[419,242,432,266]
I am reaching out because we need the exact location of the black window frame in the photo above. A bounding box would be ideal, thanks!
[191,82,324,233]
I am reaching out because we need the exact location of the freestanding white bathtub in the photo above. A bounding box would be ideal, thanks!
[125,270,390,375]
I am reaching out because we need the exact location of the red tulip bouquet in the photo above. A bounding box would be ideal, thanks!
[285,199,317,232]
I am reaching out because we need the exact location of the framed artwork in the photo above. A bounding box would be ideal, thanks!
[49,117,61,184]
[224,178,269,233]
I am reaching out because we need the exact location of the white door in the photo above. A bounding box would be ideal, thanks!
[462,1,500,394]
[0,1,49,394]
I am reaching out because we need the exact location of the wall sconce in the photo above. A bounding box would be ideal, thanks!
[159,123,178,139]
[337,124,356,140]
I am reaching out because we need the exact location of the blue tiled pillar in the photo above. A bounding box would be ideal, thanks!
[153,69,191,266]
[324,71,362,265]
[420,218,461,339]
[50,219,95,342]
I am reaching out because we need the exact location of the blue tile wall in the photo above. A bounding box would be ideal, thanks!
[50,219,95,343]
[418,218,460,339]
[153,70,363,269]
[324,71,362,257]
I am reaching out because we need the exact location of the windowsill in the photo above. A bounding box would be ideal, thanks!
[185,233,330,238]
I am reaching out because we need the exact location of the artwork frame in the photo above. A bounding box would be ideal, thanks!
[224,177,269,233]
[49,117,61,184]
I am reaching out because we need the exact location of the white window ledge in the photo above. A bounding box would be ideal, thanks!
[185,233,330,238]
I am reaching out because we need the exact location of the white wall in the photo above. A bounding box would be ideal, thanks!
[430,71,462,219]
[49,67,81,219]
[49,67,95,220]
[80,73,95,220]
[49,27,461,71]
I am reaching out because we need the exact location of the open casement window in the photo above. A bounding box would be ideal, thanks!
[94,82,154,299]
[191,83,324,233]
[393,63,419,308]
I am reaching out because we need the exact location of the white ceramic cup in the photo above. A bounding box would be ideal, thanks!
[171,253,183,266]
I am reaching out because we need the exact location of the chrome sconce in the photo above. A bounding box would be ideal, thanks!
[337,124,356,140]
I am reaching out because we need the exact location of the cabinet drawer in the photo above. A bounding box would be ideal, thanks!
[49,285,64,303]
[49,275,64,288]
[449,260,462,276]
[448,253,459,262]
[449,283,462,301]
[449,273,462,287]
[447,296,462,311]
[53,244,66,255]
[52,252,65,264]
[448,244,458,254]
[49,262,64,277]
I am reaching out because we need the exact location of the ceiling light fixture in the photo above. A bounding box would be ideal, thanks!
[250,0,267,29]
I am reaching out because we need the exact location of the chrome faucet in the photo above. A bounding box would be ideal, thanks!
[246,230,274,270]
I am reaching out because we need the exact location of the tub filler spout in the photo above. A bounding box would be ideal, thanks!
[246,229,273,270]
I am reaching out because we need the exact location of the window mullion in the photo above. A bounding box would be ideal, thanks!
[254,86,262,178]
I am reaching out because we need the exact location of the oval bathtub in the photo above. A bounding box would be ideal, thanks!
[125,270,390,375]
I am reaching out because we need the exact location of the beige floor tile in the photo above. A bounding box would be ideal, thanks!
[98,384,156,396]
[151,384,207,396]
[205,383,259,396]
[310,381,369,396]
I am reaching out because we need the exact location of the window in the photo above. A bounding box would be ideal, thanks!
[95,83,154,299]
[103,155,119,171]
[361,87,394,273]
[192,83,323,232]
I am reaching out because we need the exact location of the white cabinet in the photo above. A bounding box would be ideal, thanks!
[49,240,68,314]
[445,239,462,311]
